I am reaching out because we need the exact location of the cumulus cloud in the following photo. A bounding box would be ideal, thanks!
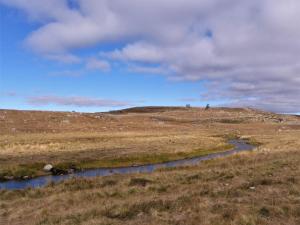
[1,0,300,112]
[27,95,130,107]
[105,42,165,63]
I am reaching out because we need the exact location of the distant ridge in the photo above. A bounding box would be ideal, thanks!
[106,106,189,114]
[106,106,257,114]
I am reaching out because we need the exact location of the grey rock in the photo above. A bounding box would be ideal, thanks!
[43,164,53,172]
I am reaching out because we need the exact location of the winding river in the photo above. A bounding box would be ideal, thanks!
[0,139,254,190]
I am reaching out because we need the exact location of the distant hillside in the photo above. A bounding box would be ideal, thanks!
[0,107,299,134]
[106,106,259,114]
[106,106,190,114]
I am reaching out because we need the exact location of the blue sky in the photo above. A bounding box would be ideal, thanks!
[0,1,299,113]
[0,4,215,112]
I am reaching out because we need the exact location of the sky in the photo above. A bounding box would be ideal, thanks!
[0,0,299,113]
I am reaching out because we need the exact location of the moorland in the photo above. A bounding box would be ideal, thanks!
[0,107,299,225]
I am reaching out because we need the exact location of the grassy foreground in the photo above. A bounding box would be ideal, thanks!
[1,143,299,225]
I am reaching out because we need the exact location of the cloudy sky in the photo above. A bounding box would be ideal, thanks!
[0,0,299,113]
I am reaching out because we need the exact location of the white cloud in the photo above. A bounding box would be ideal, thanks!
[27,95,129,107]
[128,65,168,75]
[86,58,111,72]
[1,0,300,112]
[104,42,164,63]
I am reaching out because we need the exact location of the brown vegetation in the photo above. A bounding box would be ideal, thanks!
[0,107,300,224]
[1,141,299,225]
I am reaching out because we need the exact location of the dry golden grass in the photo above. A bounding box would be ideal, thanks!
[1,135,299,225]
[0,107,300,224]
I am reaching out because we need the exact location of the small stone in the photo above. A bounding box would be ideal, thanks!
[43,164,53,172]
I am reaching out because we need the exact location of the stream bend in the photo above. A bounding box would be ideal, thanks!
[0,139,254,190]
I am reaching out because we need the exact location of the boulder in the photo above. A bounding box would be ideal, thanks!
[43,164,53,172]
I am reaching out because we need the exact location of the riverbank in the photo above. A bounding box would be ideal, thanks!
[0,136,233,181]
[0,139,255,190]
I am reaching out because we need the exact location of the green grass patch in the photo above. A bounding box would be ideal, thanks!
[0,162,45,181]
[69,143,234,169]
